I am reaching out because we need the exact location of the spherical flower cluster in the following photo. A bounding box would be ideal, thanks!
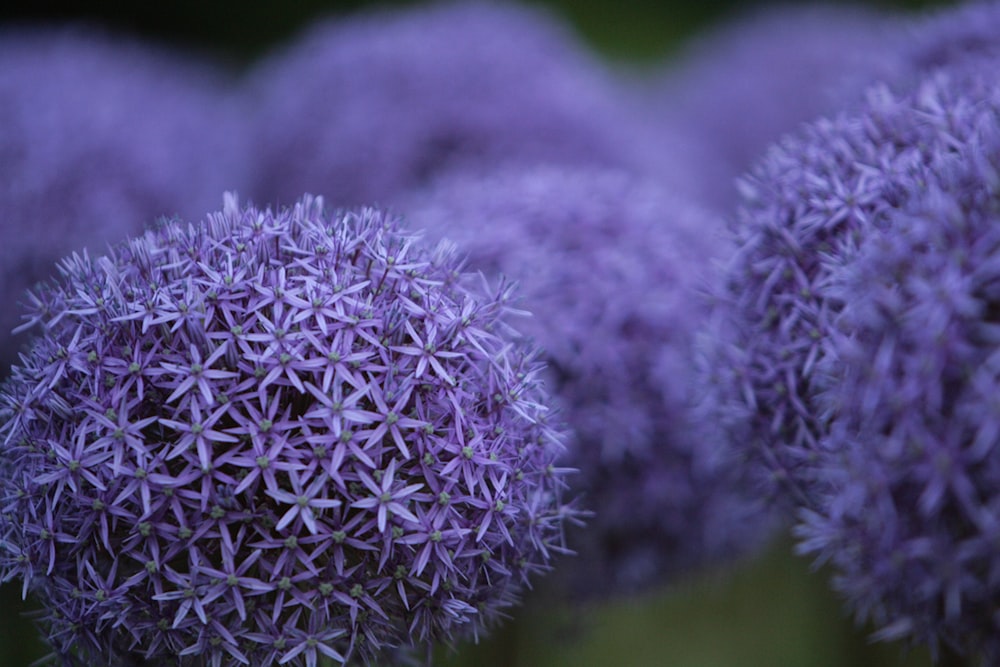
[244,1,650,209]
[0,194,575,666]
[796,72,1000,661]
[705,66,1000,510]
[647,4,900,210]
[403,165,772,596]
[0,26,249,372]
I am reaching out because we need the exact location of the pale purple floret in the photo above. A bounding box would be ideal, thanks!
[0,194,576,666]
[0,27,249,373]
[645,4,900,211]
[795,72,1000,662]
[403,165,772,596]
[244,1,651,210]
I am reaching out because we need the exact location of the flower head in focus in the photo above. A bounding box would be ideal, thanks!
[0,194,575,666]
[403,165,772,597]
[0,26,248,373]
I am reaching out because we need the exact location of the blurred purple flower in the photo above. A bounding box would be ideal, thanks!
[900,0,1000,76]
[697,16,1000,650]
[795,70,1000,661]
[0,26,249,374]
[0,194,576,665]
[644,4,900,211]
[402,165,773,596]
[244,1,652,210]
[703,62,1000,510]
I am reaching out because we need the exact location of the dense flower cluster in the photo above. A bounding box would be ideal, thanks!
[648,4,900,210]
[704,65,1000,509]
[244,1,650,209]
[0,194,575,665]
[702,2,1000,658]
[0,27,248,372]
[796,71,1000,661]
[403,165,771,596]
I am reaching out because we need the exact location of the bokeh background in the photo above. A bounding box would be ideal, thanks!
[0,1,963,665]
[0,0,958,64]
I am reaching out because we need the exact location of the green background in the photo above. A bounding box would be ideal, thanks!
[0,0,956,64]
[0,1,962,665]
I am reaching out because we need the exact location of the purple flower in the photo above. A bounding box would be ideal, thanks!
[795,71,1000,661]
[704,64,1000,510]
[0,26,249,374]
[645,4,901,211]
[0,193,576,665]
[402,165,772,596]
[244,1,650,209]
[704,42,1000,657]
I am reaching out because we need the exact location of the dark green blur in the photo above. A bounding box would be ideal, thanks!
[0,0,957,64]
[432,535,940,667]
[0,536,948,665]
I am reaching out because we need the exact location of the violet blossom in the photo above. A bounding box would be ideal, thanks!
[703,63,1000,508]
[0,194,576,666]
[244,1,651,210]
[704,41,1000,658]
[0,27,249,373]
[402,165,772,597]
[645,3,900,211]
[796,69,1000,662]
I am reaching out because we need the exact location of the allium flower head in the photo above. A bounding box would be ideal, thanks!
[0,194,574,666]
[794,71,1000,661]
[403,165,772,596]
[245,1,649,208]
[0,27,248,372]
[647,4,900,210]
[705,65,1000,510]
